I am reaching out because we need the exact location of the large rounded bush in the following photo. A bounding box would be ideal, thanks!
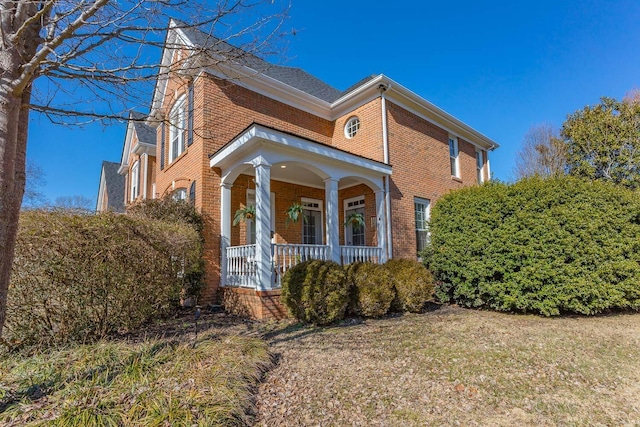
[348,263,395,317]
[426,176,640,316]
[386,259,435,313]
[281,260,349,325]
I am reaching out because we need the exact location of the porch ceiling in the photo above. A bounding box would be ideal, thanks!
[210,124,392,190]
[230,163,361,189]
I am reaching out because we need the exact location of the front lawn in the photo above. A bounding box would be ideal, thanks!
[256,306,640,426]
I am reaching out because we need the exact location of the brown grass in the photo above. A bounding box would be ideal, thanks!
[255,306,640,426]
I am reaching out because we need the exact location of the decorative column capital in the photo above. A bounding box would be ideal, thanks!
[249,155,272,169]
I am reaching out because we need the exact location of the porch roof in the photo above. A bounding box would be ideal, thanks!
[209,124,392,189]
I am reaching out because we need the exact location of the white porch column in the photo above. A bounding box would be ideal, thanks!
[324,178,340,263]
[375,189,387,263]
[220,182,232,287]
[251,156,272,291]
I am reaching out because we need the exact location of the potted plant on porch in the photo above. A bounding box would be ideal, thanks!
[233,204,256,226]
[285,202,306,228]
[344,212,365,228]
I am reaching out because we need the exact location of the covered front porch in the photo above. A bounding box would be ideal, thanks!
[211,124,393,291]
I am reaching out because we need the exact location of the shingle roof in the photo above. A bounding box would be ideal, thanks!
[178,24,344,103]
[102,161,125,212]
[129,111,156,145]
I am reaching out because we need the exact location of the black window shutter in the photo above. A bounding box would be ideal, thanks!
[187,83,194,147]
[160,122,165,170]
[189,180,196,205]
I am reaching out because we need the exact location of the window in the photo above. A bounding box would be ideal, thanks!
[169,95,186,163]
[476,150,484,184]
[414,197,430,253]
[189,181,196,205]
[449,137,460,178]
[344,116,360,139]
[246,190,276,244]
[130,161,139,201]
[344,196,365,246]
[302,198,323,244]
[172,188,187,201]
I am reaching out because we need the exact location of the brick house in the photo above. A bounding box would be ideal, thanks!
[110,20,499,319]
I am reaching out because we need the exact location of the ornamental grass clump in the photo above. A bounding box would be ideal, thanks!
[281,260,350,325]
[386,258,435,313]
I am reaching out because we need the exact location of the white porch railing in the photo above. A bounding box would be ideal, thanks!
[225,244,383,289]
[340,245,383,265]
[226,244,257,287]
[271,243,329,288]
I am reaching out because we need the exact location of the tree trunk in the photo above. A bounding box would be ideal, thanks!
[0,84,28,340]
[0,0,43,340]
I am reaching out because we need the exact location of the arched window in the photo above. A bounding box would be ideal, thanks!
[172,188,187,201]
[169,95,186,163]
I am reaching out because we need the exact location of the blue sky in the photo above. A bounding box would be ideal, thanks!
[26,0,640,206]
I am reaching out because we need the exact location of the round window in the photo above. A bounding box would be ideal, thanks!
[344,116,360,139]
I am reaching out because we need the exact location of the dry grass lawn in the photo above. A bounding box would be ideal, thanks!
[255,306,640,426]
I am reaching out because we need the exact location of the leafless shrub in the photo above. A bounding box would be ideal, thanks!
[5,210,202,350]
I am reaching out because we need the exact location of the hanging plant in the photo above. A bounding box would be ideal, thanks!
[285,202,306,228]
[233,205,256,226]
[344,212,365,228]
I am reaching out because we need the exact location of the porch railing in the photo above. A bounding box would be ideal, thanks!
[271,244,329,288]
[340,245,383,265]
[225,244,256,287]
[225,244,383,288]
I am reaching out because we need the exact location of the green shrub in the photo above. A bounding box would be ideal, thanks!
[386,259,435,313]
[348,262,395,317]
[426,176,640,316]
[281,260,350,325]
[6,210,203,350]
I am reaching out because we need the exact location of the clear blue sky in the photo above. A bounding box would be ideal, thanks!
[26,0,640,206]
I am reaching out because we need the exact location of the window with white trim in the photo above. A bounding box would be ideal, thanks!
[130,161,139,201]
[449,136,460,178]
[344,196,365,246]
[344,116,360,139]
[414,197,430,253]
[246,190,276,245]
[169,95,186,163]
[172,188,187,201]
[476,150,484,184]
[302,198,323,244]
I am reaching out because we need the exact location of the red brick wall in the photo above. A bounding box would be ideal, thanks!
[149,66,491,308]
[386,100,483,259]
[332,99,384,162]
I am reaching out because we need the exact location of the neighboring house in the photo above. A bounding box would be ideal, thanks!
[118,111,157,204]
[107,20,499,319]
[96,161,125,212]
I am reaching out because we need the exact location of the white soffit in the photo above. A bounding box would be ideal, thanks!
[210,125,392,177]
